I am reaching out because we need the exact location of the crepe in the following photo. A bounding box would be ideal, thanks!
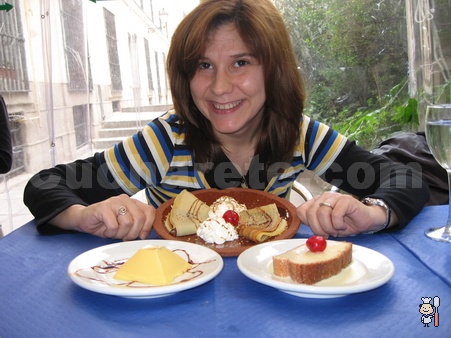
[164,190,210,236]
[237,203,287,243]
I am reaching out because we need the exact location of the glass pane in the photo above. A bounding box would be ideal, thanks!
[275,0,451,149]
[1,0,449,236]
[0,0,199,236]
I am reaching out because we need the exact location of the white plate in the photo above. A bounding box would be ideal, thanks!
[237,239,395,298]
[68,240,223,298]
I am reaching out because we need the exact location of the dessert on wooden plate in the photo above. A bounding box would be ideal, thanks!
[272,236,352,285]
[154,188,301,256]
[164,189,288,244]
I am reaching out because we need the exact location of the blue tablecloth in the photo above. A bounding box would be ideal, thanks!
[1,205,450,337]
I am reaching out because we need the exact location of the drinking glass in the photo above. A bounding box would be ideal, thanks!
[424,104,451,242]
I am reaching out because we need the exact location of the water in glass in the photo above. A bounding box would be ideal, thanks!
[425,104,451,242]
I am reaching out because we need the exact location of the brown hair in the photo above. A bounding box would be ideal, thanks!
[167,0,305,166]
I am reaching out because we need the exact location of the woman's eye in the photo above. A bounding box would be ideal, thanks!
[235,60,249,67]
[198,62,212,70]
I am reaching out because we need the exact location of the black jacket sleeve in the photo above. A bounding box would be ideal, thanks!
[23,153,127,234]
[372,132,448,206]
[0,95,12,174]
[321,140,430,230]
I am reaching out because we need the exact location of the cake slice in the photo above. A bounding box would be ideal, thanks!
[273,241,352,284]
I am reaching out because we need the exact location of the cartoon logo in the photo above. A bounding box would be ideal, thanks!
[419,296,440,327]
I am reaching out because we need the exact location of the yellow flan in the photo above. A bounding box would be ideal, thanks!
[114,246,192,286]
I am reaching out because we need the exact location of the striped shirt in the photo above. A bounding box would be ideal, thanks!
[25,111,428,234]
[100,111,347,207]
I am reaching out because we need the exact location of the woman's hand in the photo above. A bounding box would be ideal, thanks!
[50,194,155,240]
[296,192,396,237]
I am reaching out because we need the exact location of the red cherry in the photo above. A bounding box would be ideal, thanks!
[223,210,240,226]
[306,236,327,252]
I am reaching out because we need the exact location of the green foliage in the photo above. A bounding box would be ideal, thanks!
[275,0,414,149]
[332,82,419,149]
[434,80,451,104]
[393,98,419,125]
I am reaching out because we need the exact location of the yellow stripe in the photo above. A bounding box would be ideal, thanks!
[172,154,193,166]
[123,137,146,192]
[105,147,133,193]
[197,171,210,188]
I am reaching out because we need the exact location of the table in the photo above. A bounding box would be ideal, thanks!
[1,205,450,337]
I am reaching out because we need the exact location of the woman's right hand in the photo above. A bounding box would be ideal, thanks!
[296,192,396,237]
[50,194,155,240]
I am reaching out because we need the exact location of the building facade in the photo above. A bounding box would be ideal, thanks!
[0,0,198,175]
[0,0,198,235]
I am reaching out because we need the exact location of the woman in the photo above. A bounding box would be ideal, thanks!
[24,0,429,240]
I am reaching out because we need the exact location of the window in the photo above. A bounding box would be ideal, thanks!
[1,0,202,236]
[4,113,25,178]
[406,0,451,103]
[61,0,93,91]
[72,104,90,148]
[0,0,29,93]
[0,0,447,238]
[128,33,140,88]
[144,39,154,91]
[275,0,451,149]
[104,8,122,91]
[155,51,161,101]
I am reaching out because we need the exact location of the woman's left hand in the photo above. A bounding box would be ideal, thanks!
[296,192,389,237]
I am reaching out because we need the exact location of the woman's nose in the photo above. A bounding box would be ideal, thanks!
[211,70,233,95]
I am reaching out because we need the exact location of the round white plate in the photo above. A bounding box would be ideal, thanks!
[237,239,395,298]
[68,240,223,298]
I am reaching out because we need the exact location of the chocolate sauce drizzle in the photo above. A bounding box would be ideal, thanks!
[73,248,216,288]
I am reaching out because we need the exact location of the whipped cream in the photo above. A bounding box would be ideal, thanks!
[197,217,239,244]
[197,196,246,244]
[209,196,246,218]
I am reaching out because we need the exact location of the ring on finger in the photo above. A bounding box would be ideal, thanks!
[118,206,127,216]
[319,202,333,209]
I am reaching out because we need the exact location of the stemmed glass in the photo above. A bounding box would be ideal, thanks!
[424,104,451,242]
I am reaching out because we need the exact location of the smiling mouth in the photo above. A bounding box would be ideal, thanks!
[212,100,242,110]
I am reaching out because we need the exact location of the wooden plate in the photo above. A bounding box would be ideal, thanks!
[153,188,301,257]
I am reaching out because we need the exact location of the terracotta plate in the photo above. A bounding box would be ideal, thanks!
[153,188,301,257]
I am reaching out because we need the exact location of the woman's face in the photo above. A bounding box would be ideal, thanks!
[190,23,266,141]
